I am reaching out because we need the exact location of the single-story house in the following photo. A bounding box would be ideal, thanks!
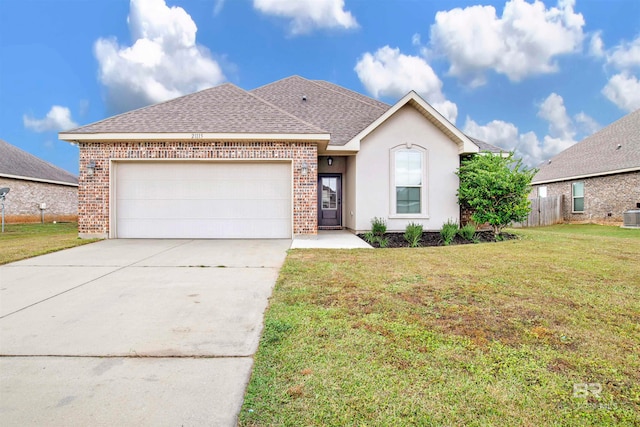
[0,139,78,223]
[532,108,640,223]
[59,76,500,239]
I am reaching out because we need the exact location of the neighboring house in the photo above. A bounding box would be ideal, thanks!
[59,76,500,239]
[532,109,640,223]
[0,139,78,223]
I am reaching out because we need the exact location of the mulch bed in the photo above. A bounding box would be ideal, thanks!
[357,230,518,248]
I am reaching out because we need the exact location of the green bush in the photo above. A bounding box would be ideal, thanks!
[363,218,390,247]
[404,222,423,247]
[363,231,376,244]
[440,219,458,246]
[371,217,387,236]
[458,223,477,242]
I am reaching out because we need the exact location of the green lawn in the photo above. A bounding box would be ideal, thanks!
[0,223,97,265]
[240,224,640,426]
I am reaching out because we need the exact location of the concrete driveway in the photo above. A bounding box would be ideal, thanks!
[0,239,290,426]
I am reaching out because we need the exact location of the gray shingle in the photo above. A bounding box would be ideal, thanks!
[533,109,640,183]
[64,83,325,135]
[0,139,77,184]
[467,136,504,154]
[251,76,390,146]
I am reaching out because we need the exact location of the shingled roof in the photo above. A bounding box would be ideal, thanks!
[533,109,640,184]
[467,136,504,154]
[251,76,390,146]
[63,83,325,135]
[0,139,77,185]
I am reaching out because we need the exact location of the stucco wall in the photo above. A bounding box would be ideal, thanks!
[0,177,78,223]
[532,171,640,222]
[78,141,317,238]
[353,105,460,232]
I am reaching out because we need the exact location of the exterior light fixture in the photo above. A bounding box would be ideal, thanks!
[327,156,334,166]
[87,160,96,176]
[301,161,309,176]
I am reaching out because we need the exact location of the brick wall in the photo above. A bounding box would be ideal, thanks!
[79,141,318,237]
[0,177,77,223]
[532,171,640,223]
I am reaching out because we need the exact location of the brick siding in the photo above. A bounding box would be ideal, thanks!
[79,141,318,237]
[0,177,77,223]
[532,171,640,223]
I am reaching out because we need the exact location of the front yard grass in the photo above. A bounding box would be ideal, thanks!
[0,223,96,265]
[240,224,640,426]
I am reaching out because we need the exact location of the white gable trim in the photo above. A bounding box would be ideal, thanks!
[340,91,479,154]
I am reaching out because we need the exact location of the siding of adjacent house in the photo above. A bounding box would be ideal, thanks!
[532,171,640,223]
[0,177,78,223]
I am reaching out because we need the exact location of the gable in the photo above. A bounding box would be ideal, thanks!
[332,91,479,155]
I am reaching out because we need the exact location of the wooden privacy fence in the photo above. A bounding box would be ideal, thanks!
[512,195,564,227]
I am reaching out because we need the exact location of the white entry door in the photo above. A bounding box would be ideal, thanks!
[114,161,291,238]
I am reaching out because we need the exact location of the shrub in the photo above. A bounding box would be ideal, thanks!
[457,152,536,238]
[363,231,376,244]
[404,222,423,247]
[371,217,387,236]
[440,219,458,246]
[458,223,477,242]
[378,237,389,248]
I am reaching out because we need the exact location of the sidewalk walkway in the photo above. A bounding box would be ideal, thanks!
[291,230,372,249]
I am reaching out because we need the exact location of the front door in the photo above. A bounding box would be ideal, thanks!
[318,174,342,228]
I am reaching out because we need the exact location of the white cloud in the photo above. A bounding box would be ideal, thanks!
[589,31,605,57]
[596,34,640,111]
[602,72,640,112]
[464,92,598,167]
[354,46,458,123]
[607,35,640,70]
[24,105,78,132]
[537,92,574,141]
[94,0,225,113]
[213,0,225,16]
[253,0,358,35]
[430,0,585,86]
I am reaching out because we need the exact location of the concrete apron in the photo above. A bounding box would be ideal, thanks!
[0,239,290,426]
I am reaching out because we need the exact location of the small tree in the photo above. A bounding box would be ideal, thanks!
[457,152,536,238]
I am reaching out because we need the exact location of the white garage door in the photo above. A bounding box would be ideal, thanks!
[114,161,291,238]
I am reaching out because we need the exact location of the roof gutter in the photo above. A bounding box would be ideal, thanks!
[59,132,331,143]
[0,173,78,187]
[532,166,640,185]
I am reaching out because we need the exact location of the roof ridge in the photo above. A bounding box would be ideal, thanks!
[310,79,389,111]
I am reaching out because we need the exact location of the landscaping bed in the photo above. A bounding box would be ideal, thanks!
[357,230,518,248]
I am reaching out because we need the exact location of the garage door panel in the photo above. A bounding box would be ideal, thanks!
[117,218,289,239]
[115,162,292,238]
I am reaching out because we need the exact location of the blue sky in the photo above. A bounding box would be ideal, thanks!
[1,0,639,175]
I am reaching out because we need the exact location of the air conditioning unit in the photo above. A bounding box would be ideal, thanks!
[622,209,640,228]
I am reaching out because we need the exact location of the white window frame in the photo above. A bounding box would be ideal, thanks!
[572,181,585,213]
[389,144,428,218]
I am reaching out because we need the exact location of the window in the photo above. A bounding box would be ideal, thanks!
[572,182,584,212]
[393,147,425,215]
